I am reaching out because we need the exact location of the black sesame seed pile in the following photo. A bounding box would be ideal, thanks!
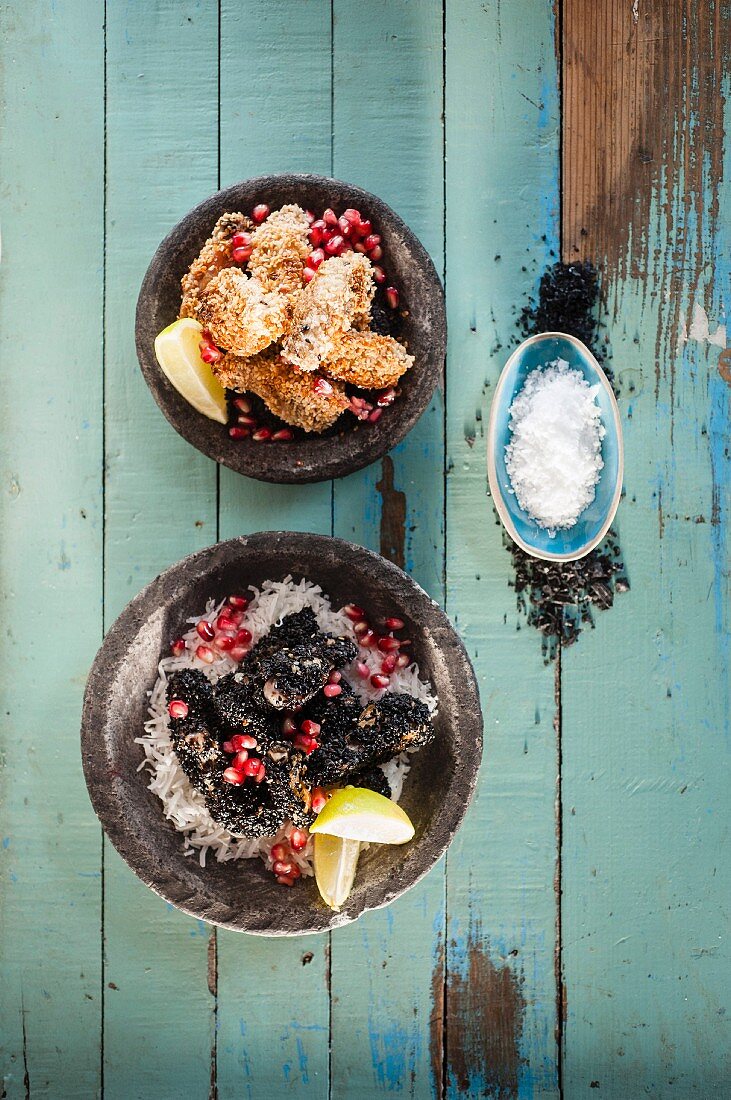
[505,261,628,653]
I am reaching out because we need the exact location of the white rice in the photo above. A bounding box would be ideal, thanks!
[136,576,437,875]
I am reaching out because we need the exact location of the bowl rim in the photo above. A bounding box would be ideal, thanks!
[486,331,624,562]
[135,173,447,484]
[80,532,483,935]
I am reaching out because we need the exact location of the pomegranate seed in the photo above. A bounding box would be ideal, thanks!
[168,699,189,719]
[243,757,261,777]
[344,603,366,621]
[354,242,369,254]
[217,613,236,631]
[236,414,257,427]
[386,286,399,310]
[230,645,248,662]
[343,208,361,225]
[313,376,333,396]
[232,749,249,767]
[216,633,234,651]
[329,670,342,683]
[353,620,370,636]
[229,426,250,440]
[222,741,235,754]
[233,734,258,751]
[309,248,326,269]
[282,715,297,736]
[252,427,272,442]
[252,203,269,223]
[228,595,249,610]
[231,231,251,250]
[371,673,390,689]
[323,208,338,226]
[288,863,301,879]
[357,219,372,237]
[356,661,370,679]
[271,844,287,862]
[325,234,345,255]
[377,387,397,406]
[338,215,353,237]
[273,859,295,876]
[233,395,251,414]
[309,219,327,245]
[272,428,294,441]
[381,653,397,674]
[396,652,411,669]
[368,408,383,423]
[170,638,186,657]
[363,234,381,250]
[305,209,315,224]
[201,328,214,342]
[323,683,342,698]
[196,620,215,641]
[300,719,321,737]
[276,874,296,886]
[232,245,252,263]
[196,644,215,663]
[368,244,383,261]
[255,761,267,783]
[373,265,386,283]
[294,734,316,753]
[290,828,308,852]
[377,634,400,652]
[385,616,405,631]
[311,788,328,814]
[200,343,222,364]
[359,630,376,647]
[302,266,316,283]
[235,628,252,646]
[223,767,245,785]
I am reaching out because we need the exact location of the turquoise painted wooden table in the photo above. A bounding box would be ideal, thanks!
[1,2,729,1096]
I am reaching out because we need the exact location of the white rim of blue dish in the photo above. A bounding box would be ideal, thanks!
[486,331,624,563]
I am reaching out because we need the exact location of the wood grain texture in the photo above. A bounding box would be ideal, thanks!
[0,2,104,1095]
[102,2,219,1095]
[329,2,446,1096]
[215,4,333,1097]
[560,2,731,1094]
[444,1,561,1095]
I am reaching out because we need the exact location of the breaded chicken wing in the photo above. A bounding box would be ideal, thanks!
[248,204,310,297]
[180,212,252,319]
[323,329,414,389]
[197,268,289,357]
[212,350,349,433]
[281,252,375,372]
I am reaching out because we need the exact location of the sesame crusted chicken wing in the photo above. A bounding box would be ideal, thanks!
[248,204,311,297]
[197,268,289,356]
[281,252,375,372]
[324,329,414,390]
[179,212,252,319]
[212,349,349,433]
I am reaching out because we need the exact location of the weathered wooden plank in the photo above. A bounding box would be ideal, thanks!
[215,4,333,1097]
[0,2,104,1095]
[561,3,731,1093]
[445,1,561,1095]
[102,2,220,1095]
[328,2,447,1096]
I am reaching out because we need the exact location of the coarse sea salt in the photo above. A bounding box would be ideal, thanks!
[504,358,605,535]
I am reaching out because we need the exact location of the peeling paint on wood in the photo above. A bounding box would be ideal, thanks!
[376,456,407,569]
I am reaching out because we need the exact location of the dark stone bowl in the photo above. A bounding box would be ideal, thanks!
[136,174,446,483]
[81,533,482,936]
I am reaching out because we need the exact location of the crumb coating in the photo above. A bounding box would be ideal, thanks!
[197,268,289,356]
[180,212,252,319]
[212,349,349,432]
[248,204,310,297]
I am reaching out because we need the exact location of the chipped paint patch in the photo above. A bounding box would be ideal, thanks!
[679,303,727,348]
[429,935,445,1097]
[376,455,406,569]
[445,926,525,1097]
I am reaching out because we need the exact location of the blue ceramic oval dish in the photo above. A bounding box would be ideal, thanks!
[487,332,623,562]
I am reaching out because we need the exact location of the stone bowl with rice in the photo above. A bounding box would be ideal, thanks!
[80,533,482,935]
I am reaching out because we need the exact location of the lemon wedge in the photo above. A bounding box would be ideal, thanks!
[313,834,361,912]
[310,786,415,845]
[153,317,228,423]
